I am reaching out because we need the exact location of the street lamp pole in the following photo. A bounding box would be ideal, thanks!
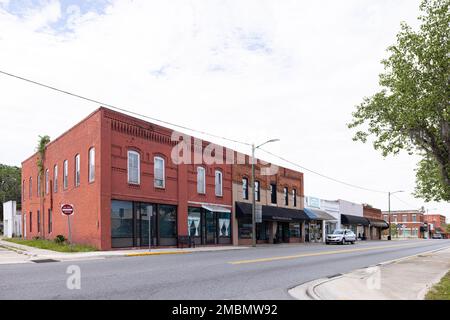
[251,139,280,248]
[388,190,404,241]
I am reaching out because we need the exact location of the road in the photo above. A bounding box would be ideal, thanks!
[0,240,449,300]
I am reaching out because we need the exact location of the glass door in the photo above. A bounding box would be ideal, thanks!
[136,203,156,247]
[204,210,217,245]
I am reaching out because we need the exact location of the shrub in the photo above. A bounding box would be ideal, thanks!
[54,235,67,244]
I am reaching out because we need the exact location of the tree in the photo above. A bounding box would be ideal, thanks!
[348,0,450,202]
[0,164,21,219]
[36,135,50,239]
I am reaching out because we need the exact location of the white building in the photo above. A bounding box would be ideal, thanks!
[2,201,21,238]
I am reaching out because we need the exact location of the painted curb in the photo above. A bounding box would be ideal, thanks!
[126,251,193,257]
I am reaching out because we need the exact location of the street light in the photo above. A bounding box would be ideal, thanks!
[252,139,280,247]
[388,190,404,241]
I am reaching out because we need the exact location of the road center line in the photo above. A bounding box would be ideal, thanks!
[228,242,426,265]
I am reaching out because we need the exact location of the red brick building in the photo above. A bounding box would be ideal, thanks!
[21,107,306,250]
[363,205,388,240]
[424,214,448,239]
[382,210,426,239]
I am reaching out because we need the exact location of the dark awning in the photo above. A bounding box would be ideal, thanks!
[235,202,309,222]
[341,214,370,226]
[304,208,337,221]
[367,218,389,229]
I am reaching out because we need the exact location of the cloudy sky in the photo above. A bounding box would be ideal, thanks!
[0,0,448,219]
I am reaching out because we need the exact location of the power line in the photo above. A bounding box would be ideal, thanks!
[0,70,251,146]
[259,147,388,194]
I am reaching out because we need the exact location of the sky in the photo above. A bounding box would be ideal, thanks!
[0,0,448,219]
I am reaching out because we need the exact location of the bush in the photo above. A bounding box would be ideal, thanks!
[54,235,67,244]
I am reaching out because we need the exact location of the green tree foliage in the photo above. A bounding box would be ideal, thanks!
[0,164,21,218]
[348,0,450,202]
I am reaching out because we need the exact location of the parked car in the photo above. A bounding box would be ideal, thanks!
[432,233,443,239]
[326,229,356,245]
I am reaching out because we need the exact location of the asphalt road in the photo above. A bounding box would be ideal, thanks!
[0,240,449,300]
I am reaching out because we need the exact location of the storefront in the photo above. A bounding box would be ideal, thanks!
[304,208,337,243]
[341,214,370,240]
[366,218,389,240]
[111,200,177,248]
[235,202,308,245]
[188,205,232,246]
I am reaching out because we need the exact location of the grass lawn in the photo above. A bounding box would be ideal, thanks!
[4,238,98,253]
[426,271,450,300]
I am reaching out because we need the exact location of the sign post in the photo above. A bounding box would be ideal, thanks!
[61,204,74,249]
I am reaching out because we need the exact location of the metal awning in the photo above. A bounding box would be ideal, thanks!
[304,208,337,221]
[367,218,389,229]
[341,214,370,226]
[202,204,232,213]
[235,202,309,222]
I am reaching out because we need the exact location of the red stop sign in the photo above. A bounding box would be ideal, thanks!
[61,204,74,216]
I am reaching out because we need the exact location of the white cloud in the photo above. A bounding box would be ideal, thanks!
[0,0,448,218]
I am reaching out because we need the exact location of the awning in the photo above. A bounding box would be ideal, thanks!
[341,214,370,226]
[304,208,337,221]
[235,202,309,222]
[367,218,389,229]
[202,204,232,213]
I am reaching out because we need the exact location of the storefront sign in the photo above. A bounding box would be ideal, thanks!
[308,197,321,209]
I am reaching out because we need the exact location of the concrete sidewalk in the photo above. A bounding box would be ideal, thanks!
[0,239,249,264]
[289,246,450,300]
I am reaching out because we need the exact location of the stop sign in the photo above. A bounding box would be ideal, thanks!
[61,204,74,216]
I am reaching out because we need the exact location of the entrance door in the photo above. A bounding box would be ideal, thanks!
[204,210,217,245]
[276,222,290,243]
[137,203,156,247]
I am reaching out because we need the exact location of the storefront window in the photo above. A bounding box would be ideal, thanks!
[289,223,301,238]
[159,205,177,245]
[188,207,201,237]
[218,212,231,238]
[256,222,269,241]
[111,200,134,248]
[238,219,253,239]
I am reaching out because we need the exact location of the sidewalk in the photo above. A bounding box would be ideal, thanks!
[289,246,450,300]
[0,239,249,263]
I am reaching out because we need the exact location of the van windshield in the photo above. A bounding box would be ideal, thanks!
[333,230,345,235]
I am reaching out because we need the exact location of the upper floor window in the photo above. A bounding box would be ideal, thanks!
[284,187,289,206]
[127,150,140,185]
[270,183,277,204]
[63,160,68,190]
[53,165,58,193]
[255,181,260,202]
[402,214,407,223]
[88,147,95,183]
[242,177,249,200]
[45,169,49,195]
[384,215,388,221]
[197,167,206,194]
[293,189,297,207]
[412,214,417,222]
[37,174,41,197]
[22,180,25,201]
[29,177,32,199]
[393,215,398,223]
[75,154,80,187]
[215,170,223,197]
[154,156,165,188]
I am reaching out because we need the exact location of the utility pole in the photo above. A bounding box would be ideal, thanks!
[388,190,404,241]
[251,139,280,247]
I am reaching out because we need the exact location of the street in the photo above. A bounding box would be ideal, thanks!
[0,240,449,300]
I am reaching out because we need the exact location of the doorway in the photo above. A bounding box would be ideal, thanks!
[276,222,290,243]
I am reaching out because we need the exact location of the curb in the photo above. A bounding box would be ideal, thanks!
[125,251,193,257]
[289,245,450,300]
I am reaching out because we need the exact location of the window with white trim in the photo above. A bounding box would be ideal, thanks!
[197,167,206,194]
[215,170,223,197]
[45,169,49,195]
[63,160,68,190]
[88,147,95,183]
[29,177,32,200]
[75,154,80,187]
[53,165,58,193]
[284,187,289,206]
[154,156,165,188]
[128,150,140,185]
[293,189,297,207]
[242,177,248,200]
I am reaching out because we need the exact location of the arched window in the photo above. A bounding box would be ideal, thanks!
[88,147,95,183]
[29,177,32,200]
[197,167,206,194]
[154,156,165,188]
[53,165,58,193]
[242,177,248,200]
[63,160,68,190]
[128,150,140,185]
[45,169,49,195]
[75,154,80,187]
[215,170,223,197]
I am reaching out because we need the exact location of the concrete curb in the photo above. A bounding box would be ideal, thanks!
[125,251,193,257]
[289,245,450,300]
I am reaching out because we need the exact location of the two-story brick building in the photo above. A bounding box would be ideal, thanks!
[382,210,426,239]
[21,107,307,250]
[424,214,448,239]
